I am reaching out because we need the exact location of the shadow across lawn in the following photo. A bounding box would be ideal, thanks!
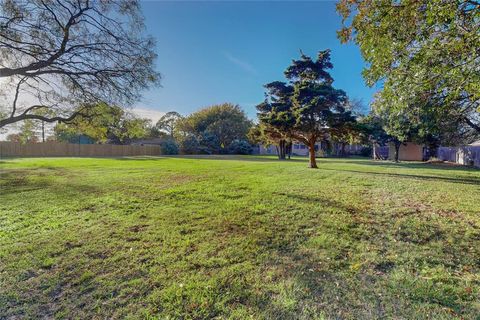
[252,191,473,318]
[116,155,310,163]
[117,156,480,174]
[115,156,171,161]
[321,158,480,173]
[320,167,480,186]
[249,193,397,318]
[0,167,102,196]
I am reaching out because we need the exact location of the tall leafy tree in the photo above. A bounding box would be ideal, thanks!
[54,103,150,144]
[329,111,359,157]
[0,0,159,128]
[372,90,476,160]
[176,103,252,154]
[6,120,38,143]
[155,111,183,137]
[257,50,349,168]
[357,114,391,160]
[377,110,415,163]
[337,0,480,134]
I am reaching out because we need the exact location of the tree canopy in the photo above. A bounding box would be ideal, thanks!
[0,0,159,128]
[176,103,252,154]
[155,111,183,137]
[54,103,150,145]
[337,0,480,136]
[257,50,350,168]
[6,119,38,143]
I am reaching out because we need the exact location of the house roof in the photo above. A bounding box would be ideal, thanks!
[130,138,164,145]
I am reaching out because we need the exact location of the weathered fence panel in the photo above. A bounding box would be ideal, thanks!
[438,146,480,168]
[0,142,161,158]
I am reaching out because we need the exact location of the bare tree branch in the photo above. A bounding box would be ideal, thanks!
[0,0,159,129]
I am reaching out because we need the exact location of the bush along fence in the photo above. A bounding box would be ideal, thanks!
[438,146,480,168]
[0,142,161,158]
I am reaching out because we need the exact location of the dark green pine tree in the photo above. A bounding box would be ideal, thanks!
[256,81,295,160]
[257,50,349,168]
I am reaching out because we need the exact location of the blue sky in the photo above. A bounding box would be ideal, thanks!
[137,1,379,120]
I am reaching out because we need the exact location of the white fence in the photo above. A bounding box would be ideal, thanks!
[438,146,480,168]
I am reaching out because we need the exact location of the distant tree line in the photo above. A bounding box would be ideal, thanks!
[12,102,254,156]
[13,48,459,164]
[138,103,254,155]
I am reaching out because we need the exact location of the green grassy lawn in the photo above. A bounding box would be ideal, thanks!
[1,156,479,319]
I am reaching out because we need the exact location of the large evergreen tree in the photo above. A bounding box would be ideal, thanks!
[257,50,349,168]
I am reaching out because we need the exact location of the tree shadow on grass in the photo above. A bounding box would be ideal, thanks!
[245,194,389,318]
[115,155,310,163]
[322,158,480,173]
[0,168,102,196]
[116,156,480,173]
[319,167,480,186]
[114,156,171,161]
[250,191,473,318]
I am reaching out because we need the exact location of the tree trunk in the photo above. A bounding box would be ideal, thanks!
[287,141,292,159]
[394,141,401,162]
[279,140,286,160]
[372,142,377,160]
[41,121,45,142]
[426,142,438,161]
[276,140,287,160]
[308,140,318,168]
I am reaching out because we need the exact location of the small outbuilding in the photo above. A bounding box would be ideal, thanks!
[130,138,164,146]
[388,142,424,161]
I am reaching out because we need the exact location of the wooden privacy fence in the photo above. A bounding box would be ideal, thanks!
[438,146,480,168]
[0,142,161,158]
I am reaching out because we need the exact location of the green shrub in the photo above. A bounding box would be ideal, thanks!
[160,138,179,155]
[228,139,252,154]
[179,135,200,154]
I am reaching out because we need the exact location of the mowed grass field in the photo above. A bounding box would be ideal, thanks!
[1,156,479,319]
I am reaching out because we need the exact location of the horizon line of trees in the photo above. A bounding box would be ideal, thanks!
[6,86,477,164]
[5,102,256,156]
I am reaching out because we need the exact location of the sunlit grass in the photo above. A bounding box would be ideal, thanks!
[1,156,479,319]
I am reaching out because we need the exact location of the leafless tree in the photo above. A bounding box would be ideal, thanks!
[0,0,159,128]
